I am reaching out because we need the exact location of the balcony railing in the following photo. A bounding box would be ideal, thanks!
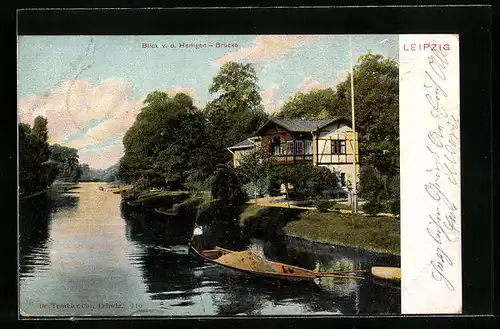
[270,155,313,164]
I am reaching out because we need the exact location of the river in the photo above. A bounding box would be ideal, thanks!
[19,182,400,317]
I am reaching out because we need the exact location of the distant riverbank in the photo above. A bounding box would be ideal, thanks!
[19,182,79,201]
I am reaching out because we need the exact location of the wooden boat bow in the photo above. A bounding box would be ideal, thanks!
[189,245,366,281]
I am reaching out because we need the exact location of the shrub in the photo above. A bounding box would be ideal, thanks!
[294,200,315,207]
[363,201,385,216]
[389,199,400,215]
[315,199,336,212]
[211,165,247,206]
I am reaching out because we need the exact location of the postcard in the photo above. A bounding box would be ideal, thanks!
[17,33,461,317]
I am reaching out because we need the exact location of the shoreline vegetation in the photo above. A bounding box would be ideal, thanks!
[111,57,399,257]
[121,188,400,256]
[19,181,80,201]
[239,204,400,255]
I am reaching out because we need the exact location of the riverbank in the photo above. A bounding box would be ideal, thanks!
[19,182,79,200]
[239,204,400,255]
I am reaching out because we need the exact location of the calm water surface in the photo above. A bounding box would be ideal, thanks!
[19,182,400,317]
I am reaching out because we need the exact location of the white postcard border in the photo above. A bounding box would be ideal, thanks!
[400,34,462,314]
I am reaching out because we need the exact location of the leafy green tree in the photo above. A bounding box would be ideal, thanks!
[359,165,399,215]
[208,62,263,114]
[333,52,399,178]
[32,116,49,143]
[120,92,216,189]
[268,164,338,202]
[277,88,349,119]
[359,165,387,202]
[49,144,82,182]
[236,148,273,199]
[288,164,338,200]
[18,117,57,195]
[205,62,268,164]
[211,165,247,206]
[79,163,91,181]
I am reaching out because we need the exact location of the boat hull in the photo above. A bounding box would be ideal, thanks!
[188,245,363,282]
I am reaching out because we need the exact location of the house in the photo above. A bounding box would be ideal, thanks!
[227,117,359,191]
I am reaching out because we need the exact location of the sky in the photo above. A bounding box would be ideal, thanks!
[17,35,398,169]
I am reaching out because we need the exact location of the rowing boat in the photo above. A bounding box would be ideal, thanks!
[371,266,401,281]
[188,245,366,281]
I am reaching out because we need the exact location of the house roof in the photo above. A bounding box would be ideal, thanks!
[228,117,351,151]
[227,137,259,150]
[258,116,351,133]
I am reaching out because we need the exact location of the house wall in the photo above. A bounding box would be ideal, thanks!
[318,163,360,189]
[316,122,359,165]
[260,124,314,164]
[233,148,254,167]
[261,124,295,155]
[316,122,359,188]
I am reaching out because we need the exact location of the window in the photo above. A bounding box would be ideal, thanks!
[270,136,282,155]
[331,140,347,154]
[340,173,346,187]
[295,140,304,155]
[286,141,294,155]
[305,140,313,155]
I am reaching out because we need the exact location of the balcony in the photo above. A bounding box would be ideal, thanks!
[270,155,313,164]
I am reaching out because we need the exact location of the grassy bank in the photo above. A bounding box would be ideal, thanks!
[239,204,400,255]
[284,210,400,255]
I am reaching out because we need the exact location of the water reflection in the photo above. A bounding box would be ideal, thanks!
[20,184,400,317]
[122,205,400,315]
[19,191,80,278]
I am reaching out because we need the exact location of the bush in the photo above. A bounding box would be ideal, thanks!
[269,164,339,201]
[294,200,315,207]
[315,199,336,212]
[211,165,247,206]
[389,199,400,215]
[363,201,385,216]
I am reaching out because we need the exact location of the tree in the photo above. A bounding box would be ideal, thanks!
[49,144,82,182]
[32,116,49,143]
[205,62,268,165]
[18,117,57,195]
[359,164,400,215]
[268,164,339,202]
[277,88,349,119]
[333,52,399,178]
[211,165,247,206]
[236,148,273,199]
[209,62,263,114]
[120,92,216,189]
[79,163,91,181]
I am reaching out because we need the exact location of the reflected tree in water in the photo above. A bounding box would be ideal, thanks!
[19,192,79,277]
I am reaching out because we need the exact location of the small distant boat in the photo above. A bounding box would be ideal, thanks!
[371,266,401,281]
[98,187,104,191]
[189,245,366,281]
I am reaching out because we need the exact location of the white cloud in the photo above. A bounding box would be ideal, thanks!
[337,69,351,82]
[18,79,205,169]
[260,83,281,114]
[78,144,125,169]
[212,35,323,66]
[297,76,330,92]
[18,78,143,168]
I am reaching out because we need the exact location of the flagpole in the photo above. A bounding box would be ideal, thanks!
[349,35,358,213]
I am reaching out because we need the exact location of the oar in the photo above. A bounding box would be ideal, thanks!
[313,273,364,279]
[317,269,368,275]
